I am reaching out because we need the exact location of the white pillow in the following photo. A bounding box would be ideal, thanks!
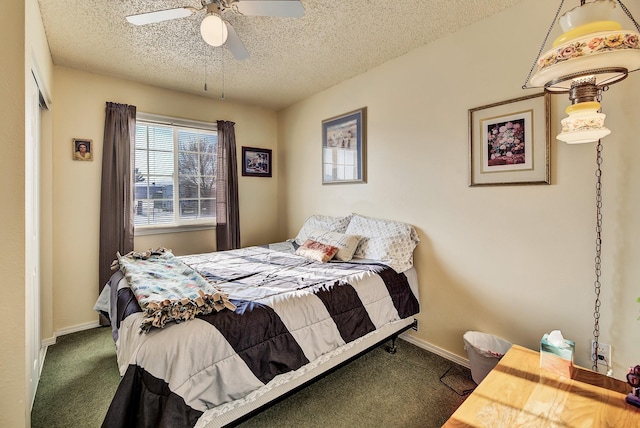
[293,214,352,245]
[306,229,361,262]
[344,213,419,272]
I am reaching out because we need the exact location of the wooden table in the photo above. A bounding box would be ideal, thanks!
[444,344,640,427]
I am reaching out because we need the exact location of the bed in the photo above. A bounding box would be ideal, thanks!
[97,213,421,428]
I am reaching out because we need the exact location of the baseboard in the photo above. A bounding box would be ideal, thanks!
[41,336,56,346]
[400,333,470,369]
[41,320,101,347]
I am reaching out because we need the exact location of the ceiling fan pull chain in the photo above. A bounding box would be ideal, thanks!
[204,58,208,91]
[221,48,225,100]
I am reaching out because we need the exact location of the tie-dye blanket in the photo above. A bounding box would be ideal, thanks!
[116,248,236,333]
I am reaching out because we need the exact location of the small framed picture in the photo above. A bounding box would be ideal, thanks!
[73,138,93,161]
[469,93,550,186]
[322,107,366,184]
[242,146,272,177]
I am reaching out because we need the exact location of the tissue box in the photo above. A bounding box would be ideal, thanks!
[540,334,575,377]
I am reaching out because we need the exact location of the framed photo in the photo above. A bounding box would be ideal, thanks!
[322,107,366,184]
[242,146,272,177]
[72,138,93,161]
[469,93,550,186]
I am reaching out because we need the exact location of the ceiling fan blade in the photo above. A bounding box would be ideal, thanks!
[234,0,304,18]
[224,22,249,61]
[126,7,197,26]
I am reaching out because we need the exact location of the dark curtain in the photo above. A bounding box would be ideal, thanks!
[99,102,136,325]
[216,120,240,251]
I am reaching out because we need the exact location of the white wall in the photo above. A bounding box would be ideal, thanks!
[49,67,280,334]
[278,0,640,379]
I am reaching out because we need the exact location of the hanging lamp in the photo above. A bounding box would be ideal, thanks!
[523,0,640,374]
[524,0,640,144]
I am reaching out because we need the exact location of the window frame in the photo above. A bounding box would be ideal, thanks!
[134,112,217,235]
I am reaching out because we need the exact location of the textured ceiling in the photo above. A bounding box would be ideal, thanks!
[37,0,523,110]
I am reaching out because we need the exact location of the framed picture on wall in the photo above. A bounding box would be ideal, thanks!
[242,146,272,177]
[72,138,93,161]
[322,107,366,184]
[469,93,550,186]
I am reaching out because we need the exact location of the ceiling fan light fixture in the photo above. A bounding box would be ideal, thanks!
[201,13,228,47]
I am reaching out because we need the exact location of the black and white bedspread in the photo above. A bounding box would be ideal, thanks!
[102,243,419,428]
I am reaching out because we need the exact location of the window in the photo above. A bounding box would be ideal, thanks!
[134,113,217,231]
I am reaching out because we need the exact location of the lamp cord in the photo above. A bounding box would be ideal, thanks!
[592,139,603,372]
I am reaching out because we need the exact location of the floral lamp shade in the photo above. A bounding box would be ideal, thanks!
[557,100,611,143]
[530,1,640,90]
[526,0,640,143]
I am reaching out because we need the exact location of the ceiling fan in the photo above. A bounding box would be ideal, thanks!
[126,0,305,60]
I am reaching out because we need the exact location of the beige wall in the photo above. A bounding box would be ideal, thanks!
[1,0,56,425]
[136,230,217,257]
[0,1,27,426]
[5,4,639,427]
[49,67,279,334]
[278,0,640,379]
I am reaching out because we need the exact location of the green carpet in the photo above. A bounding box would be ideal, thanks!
[32,327,474,427]
[31,327,120,428]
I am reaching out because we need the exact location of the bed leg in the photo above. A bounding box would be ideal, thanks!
[385,336,398,354]
[384,319,417,354]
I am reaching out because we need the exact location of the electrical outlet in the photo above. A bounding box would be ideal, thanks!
[591,340,612,365]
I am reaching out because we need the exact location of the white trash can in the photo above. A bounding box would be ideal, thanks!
[463,331,512,384]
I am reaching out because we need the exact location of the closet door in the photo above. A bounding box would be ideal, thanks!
[25,71,42,410]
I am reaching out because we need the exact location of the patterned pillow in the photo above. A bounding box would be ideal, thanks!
[345,213,420,272]
[295,240,339,263]
[293,214,352,245]
[306,229,362,262]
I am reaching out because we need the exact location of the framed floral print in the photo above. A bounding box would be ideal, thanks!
[469,93,550,186]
